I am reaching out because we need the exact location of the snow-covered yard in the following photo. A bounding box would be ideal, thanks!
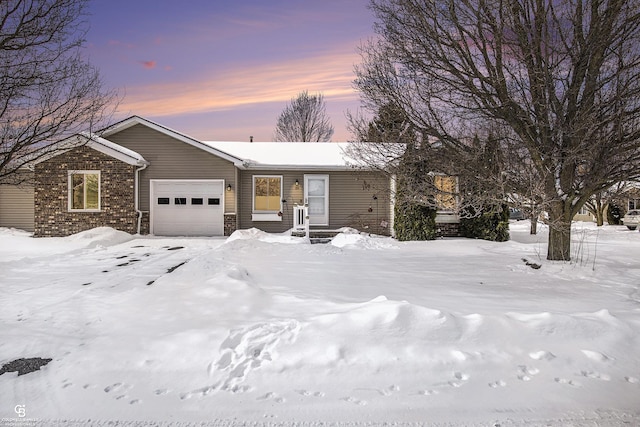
[0,222,639,426]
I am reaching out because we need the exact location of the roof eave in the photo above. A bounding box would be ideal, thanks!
[241,163,361,171]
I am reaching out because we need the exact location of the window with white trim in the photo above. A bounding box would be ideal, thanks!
[252,175,282,221]
[68,171,100,211]
[578,205,591,216]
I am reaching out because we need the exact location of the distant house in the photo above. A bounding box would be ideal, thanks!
[571,185,640,223]
[0,116,394,237]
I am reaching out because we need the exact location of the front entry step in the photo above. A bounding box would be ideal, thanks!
[310,237,333,244]
[291,229,341,240]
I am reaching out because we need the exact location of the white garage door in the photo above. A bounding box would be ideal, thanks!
[151,180,224,236]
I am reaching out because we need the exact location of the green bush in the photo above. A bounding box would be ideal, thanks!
[459,204,510,242]
[394,200,438,241]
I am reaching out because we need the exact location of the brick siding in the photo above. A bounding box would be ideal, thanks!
[436,222,460,237]
[34,146,138,237]
[224,213,237,236]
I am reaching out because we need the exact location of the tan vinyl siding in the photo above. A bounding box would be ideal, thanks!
[106,124,237,213]
[328,171,390,234]
[0,181,35,232]
[238,169,390,234]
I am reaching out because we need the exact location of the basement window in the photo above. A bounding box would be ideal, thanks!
[68,171,100,211]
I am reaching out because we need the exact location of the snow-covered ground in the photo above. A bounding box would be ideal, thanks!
[0,222,639,426]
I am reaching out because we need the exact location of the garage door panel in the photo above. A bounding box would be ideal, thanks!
[151,180,224,236]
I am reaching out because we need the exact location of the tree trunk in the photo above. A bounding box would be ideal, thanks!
[547,202,572,261]
[594,195,605,226]
[530,211,538,234]
[595,207,604,226]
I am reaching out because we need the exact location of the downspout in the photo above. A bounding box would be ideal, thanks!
[390,174,397,238]
[135,163,148,235]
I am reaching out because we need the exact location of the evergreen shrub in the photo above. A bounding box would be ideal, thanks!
[394,200,438,241]
[459,204,510,242]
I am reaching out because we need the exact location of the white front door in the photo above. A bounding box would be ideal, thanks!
[304,174,329,226]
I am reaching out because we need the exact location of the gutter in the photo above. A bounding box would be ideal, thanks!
[135,163,149,234]
[240,163,357,171]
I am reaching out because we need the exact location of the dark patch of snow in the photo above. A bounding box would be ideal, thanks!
[0,357,52,376]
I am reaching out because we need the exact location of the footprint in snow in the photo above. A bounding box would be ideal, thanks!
[218,383,253,394]
[448,371,470,387]
[581,349,614,363]
[580,370,611,381]
[378,384,400,396]
[257,391,286,403]
[154,388,170,395]
[104,383,123,393]
[454,371,470,381]
[104,382,133,398]
[213,320,300,391]
[295,389,323,397]
[488,380,507,388]
[529,350,556,361]
[419,389,439,396]
[554,377,582,388]
[625,376,639,384]
[517,365,540,381]
[129,399,141,405]
[341,396,367,406]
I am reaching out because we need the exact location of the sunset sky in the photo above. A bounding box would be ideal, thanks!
[86,0,375,142]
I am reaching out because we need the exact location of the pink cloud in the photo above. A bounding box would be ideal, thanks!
[141,60,157,69]
[121,47,360,117]
[108,40,135,49]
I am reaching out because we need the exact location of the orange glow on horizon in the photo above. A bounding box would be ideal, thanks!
[117,49,361,117]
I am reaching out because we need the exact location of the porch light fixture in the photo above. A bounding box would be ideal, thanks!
[226,184,232,191]
[295,179,299,187]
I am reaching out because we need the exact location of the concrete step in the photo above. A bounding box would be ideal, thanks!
[291,229,342,239]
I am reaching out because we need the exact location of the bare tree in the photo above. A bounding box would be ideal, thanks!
[584,182,633,225]
[353,0,640,260]
[274,91,334,142]
[349,106,515,216]
[0,0,116,184]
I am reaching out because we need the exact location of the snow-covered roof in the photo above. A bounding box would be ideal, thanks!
[203,141,356,170]
[80,133,148,166]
